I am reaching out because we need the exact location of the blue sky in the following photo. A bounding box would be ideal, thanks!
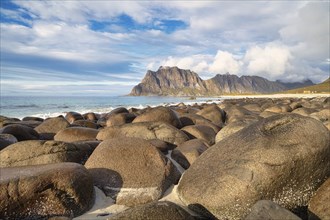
[1,1,329,96]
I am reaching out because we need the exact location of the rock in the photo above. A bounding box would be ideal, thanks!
[106,113,136,127]
[72,120,98,129]
[223,105,253,123]
[22,116,44,122]
[54,127,98,142]
[259,111,280,118]
[310,109,330,122]
[177,114,330,219]
[242,103,262,113]
[171,139,208,169]
[107,201,195,220]
[65,112,84,124]
[34,117,70,140]
[196,104,225,126]
[110,107,129,115]
[0,134,17,151]
[323,121,330,130]
[133,106,182,128]
[97,122,189,145]
[308,178,330,220]
[0,163,94,219]
[85,138,180,206]
[82,112,99,121]
[180,114,220,133]
[0,124,39,141]
[181,125,216,146]
[0,140,92,167]
[289,102,303,110]
[215,120,252,143]
[148,139,175,154]
[245,200,301,220]
[292,107,317,116]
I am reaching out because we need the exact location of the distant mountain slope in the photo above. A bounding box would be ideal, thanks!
[283,77,330,94]
[129,66,316,96]
[276,79,314,90]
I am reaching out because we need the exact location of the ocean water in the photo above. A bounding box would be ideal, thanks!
[0,96,223,119]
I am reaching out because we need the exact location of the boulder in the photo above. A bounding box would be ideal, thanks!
[242,103,262,113]
[0,134,17,151]
[177,114,330,219]
[181,125,216,146]
[22,116,44,122]
[308,178,330,220]
[65,112,84,124]
[171,139,208,169]
[106,113,136,127]
[133,106,182,128]
[215,120,253,143]
[0,140,92,167]
[0,124,39,141]
[0,163,94,219]
[180,114,220,133]
[310,109,330,122]
[223,105,253,123]
[34,117,70,140]
[97,122,189,145]
[82,112,99,121]
[245,200,301,220]
[148,139,176,154]
[107,201,195,220]
[196,104,225,126]
[85,138,180,206]
[54,127,98,142]
[72,120,98,129]
[292,107,317,116]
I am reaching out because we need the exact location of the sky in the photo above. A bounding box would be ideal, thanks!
[0,0,329,96]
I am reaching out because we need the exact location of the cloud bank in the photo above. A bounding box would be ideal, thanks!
[0,1,329,95]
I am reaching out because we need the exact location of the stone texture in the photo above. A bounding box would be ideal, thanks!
[106,113,136,127]
[0,134,17,151]
[97,122,189,145]
[181,125,216,146]
[34,117,70,140]
[0,163,94,219]
[180,114,220,133]
[0,124,39,141]
[107,201,195,220]
[171,139,208,169]
[308,178,330,220]
[54,127,98,142]
[196,104,225,126]
[85,138,180,206]
[177,114,330,219]
[65,112,84,124]
[245,200,301,220]
[215,120,253,143]
[72,120,98,129]
[133,106,182,128]
[0,140,92,167]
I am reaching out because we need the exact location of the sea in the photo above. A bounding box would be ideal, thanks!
[0,96,224,119]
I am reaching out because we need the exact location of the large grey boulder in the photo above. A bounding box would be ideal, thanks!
[133,106,182,128]
[0,140,92,167]
[54,127,98,142]
[108,201,195,220]
[34,117,70,140]
[0,163,94,219]
[97,122,189,145]
[177,113,330,219]
[85,138,180,206]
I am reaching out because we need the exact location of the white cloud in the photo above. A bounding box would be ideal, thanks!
[209,51,242,74]
[244,43,292,78]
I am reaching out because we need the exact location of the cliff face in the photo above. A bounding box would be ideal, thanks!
[129,66,314,96]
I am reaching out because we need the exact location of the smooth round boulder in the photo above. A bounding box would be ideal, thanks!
[72,120,98,129]
[177,113,330,219]
[292,107,317,116]
[0,134,17,150]
[106,113,136,127]
[308,178,330,220]
[180,114,220,133]
[22,116,44,122]
[97,122,189,145]
[181,125,216,146]
[0,140,93,167]
[82,112,99,121]
[133,106,182,128]
[196,104,225,126]
[223,105,253,123]
[34,117,70,140]
[245,200,301,220]
[0,124,39,141]
[54,127,98,142]
[65,112,84,124]
[85,138,180,206]
[171,139,208,169]
[107,201,195,220]
[0,163,94,219]
[215,120,252,143]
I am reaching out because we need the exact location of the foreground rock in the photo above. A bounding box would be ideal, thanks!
[0,134,17,150]
[245,200,301,220]
[97,122,189,145]
[0,124,39,141]
[177,114,330,219]
[0,163,94,219]
[108,201,195,220]
[308,178,330,220]
[0,140,92,167]
[85,138,180,206]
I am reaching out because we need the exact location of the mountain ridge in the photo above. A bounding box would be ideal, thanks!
[129,66,315,96]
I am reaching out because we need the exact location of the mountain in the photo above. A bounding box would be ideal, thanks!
[129,66,315,96]
[276,79,314,90]
[283,77,330,94]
